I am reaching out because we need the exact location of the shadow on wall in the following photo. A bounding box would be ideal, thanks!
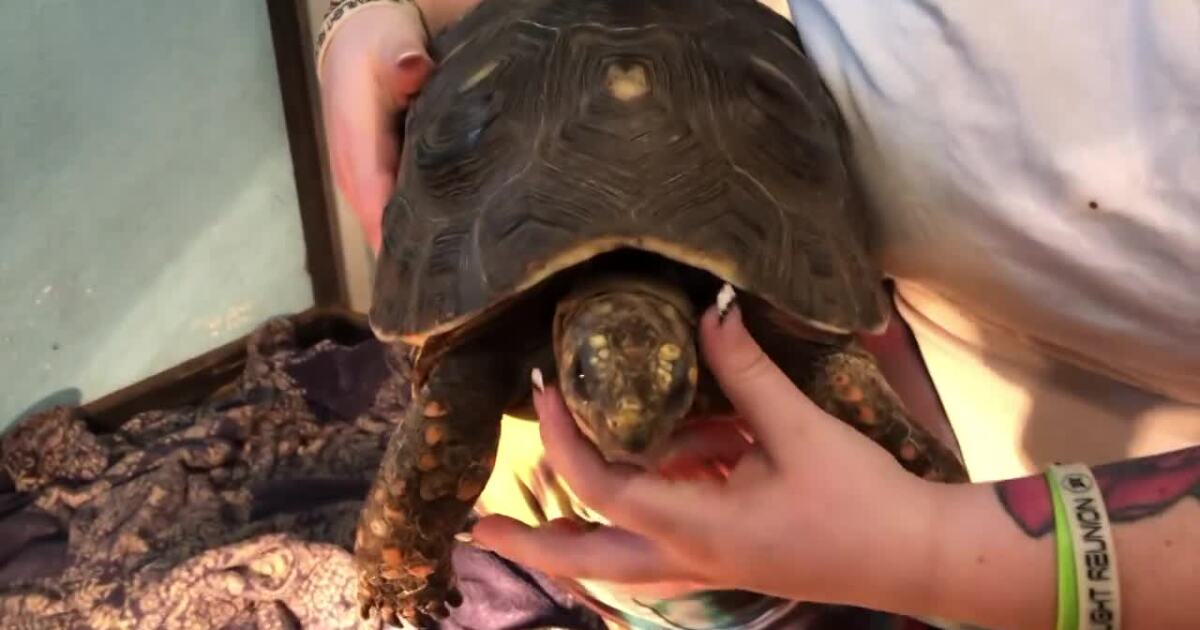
[950,315,1181,478]
[0,3,314,430]
[998,342,1147,469]
[892,284,1196,483]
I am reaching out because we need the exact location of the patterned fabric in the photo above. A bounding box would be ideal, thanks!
[0,313,953,628]
[0,321,603,629]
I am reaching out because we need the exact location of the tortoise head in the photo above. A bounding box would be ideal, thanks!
[553,280,699,463]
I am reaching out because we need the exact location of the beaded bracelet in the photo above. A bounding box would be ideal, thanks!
[314,0,431,80]
[1046,463,1121,630]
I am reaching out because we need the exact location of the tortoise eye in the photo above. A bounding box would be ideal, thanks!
[571,357,592,401]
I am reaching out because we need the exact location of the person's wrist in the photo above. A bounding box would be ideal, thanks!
[914,478,957,619]
[868,474,945,616]
[319,2,427,83]
[917,479,1057,630]
[782,472,943,616]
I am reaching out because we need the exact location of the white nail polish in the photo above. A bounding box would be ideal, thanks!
[716,282,737,321]
[531,367,545,393]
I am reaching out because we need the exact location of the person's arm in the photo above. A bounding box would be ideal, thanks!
[316,0,483,250]
[472,298,1200,630]
[854,292,1199,628]
[321,0,479,38]
[921,448,1199,630]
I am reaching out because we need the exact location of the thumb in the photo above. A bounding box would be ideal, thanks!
[697,287,825,459]
[357,54,430,255]
[364,0,435,109]
[320,3,433,252]
[377,51,434,110]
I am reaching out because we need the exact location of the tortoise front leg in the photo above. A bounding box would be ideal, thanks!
[355,345,508,628]
[797,344,970,483]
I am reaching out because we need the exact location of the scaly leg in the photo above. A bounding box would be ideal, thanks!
[740,306,968,484]
[355,344,510,628]
[798,344,969,483]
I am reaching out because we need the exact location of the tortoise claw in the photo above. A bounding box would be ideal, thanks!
[380,606,399,627]
[446,587,463,608]
[424,599,451,620]
[357,563,448,629]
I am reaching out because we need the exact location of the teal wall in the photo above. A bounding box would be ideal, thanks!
[0,2,315,428]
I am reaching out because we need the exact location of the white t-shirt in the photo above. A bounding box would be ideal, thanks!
[787,0,1200,480]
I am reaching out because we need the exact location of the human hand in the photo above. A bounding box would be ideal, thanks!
[471,301,943,612]
[318,2,433,251]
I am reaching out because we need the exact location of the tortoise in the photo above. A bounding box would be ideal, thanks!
[354,0,969,625]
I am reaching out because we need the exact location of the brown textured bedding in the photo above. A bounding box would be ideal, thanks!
[0,319,600,630]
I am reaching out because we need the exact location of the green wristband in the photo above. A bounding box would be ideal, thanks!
[1048,463,1122,630]
[1047,467,1080,630]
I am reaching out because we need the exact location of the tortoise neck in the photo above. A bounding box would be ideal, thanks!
[558,273,696,322]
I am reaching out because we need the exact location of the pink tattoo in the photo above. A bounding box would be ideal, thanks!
[995,446,1200,537]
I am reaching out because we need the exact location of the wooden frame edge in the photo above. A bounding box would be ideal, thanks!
[81,307,370,432]
[265,0,348,307]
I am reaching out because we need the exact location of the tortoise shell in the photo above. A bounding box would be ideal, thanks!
[370,0,887,345]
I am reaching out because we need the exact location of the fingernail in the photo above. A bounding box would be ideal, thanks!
[531,367,545,394]
[546,517,585,534]
[553,517,602,533]
[716,282,737,324]
[457,534,491,551]
[455,526,492,550]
